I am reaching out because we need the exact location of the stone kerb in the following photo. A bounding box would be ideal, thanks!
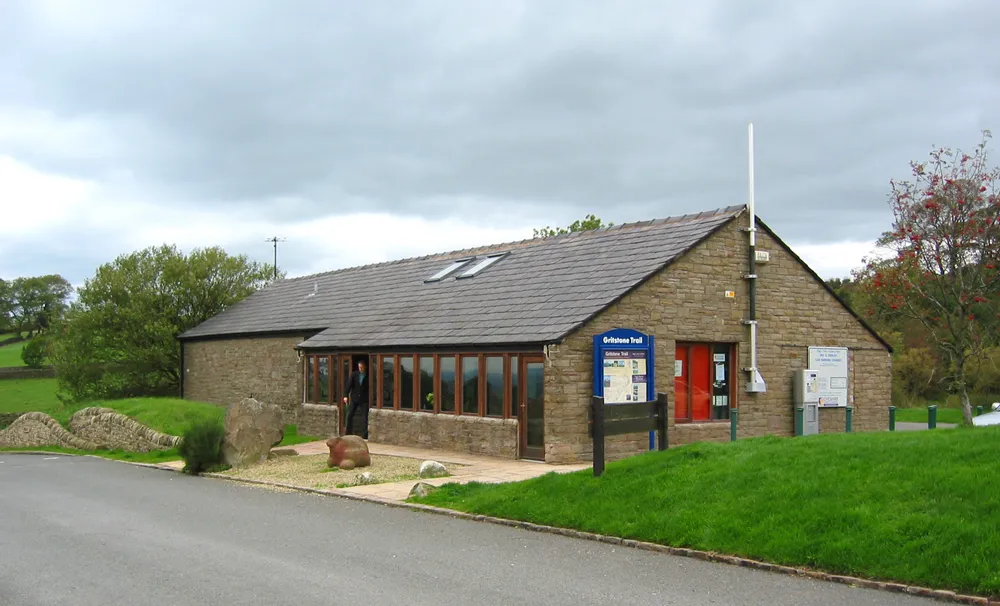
[69,407,182,452]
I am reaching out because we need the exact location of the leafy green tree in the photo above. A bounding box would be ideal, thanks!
[533,214,611,238]
[20,336,49,369]
[0,279,13,333]
[50,245,278,401]
[855,129,1000,424]
[1,275,72,337]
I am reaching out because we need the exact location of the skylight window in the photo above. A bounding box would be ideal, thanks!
[456,253,508,279]
[424,258,472,282]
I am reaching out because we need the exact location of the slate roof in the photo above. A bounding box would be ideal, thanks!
[179,205,746,348]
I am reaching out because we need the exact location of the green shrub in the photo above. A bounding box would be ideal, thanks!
[20,338,48,369]
[177,419,227,475]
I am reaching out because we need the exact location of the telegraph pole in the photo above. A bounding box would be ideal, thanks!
[266,237,287,280]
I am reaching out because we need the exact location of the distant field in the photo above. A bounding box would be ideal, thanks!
[0,378,61,414]
[0,339,28,368]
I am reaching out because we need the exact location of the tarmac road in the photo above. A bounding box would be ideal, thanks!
[0,454,937,606]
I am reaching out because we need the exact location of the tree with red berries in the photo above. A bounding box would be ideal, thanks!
[857,130,1000,425]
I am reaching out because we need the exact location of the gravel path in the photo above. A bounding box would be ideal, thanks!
[219,453,451,489]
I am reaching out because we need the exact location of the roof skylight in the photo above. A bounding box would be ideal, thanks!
[456,253,508,279]
[424,258,473,282]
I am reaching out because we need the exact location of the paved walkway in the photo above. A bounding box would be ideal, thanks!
[297,440,590,500]
[161,440,590,501]
[895,422,958,431]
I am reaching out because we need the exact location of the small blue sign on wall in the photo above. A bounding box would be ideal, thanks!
[593,328,657,449]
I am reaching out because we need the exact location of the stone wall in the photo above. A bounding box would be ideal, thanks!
[0,366,56,380]
[544,216,892,464]
[69,407,181,452]
[298,403,340,439]
[182,335,305,420]
[0,410,182,452]
[0,413,101,450]
[369,409,518,458]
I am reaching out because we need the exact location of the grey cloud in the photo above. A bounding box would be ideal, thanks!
[1,0,999,282]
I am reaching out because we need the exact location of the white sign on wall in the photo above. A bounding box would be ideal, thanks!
[807,346,849,407]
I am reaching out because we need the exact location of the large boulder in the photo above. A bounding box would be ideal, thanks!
[222,397,284,468]
[326,435,371,469]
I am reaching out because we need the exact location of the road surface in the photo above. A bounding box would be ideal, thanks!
[0,454,936,606]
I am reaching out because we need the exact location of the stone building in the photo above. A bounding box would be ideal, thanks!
[179,205,892,464]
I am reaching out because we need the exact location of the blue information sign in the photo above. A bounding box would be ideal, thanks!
[593,328,657,449]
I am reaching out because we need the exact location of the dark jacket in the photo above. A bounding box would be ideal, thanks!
[344,370,370,406]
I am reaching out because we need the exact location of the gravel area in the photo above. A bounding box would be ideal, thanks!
[220,454,454,489]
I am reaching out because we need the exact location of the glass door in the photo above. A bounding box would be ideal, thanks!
[339,356,352,435]
[519,356,545,461]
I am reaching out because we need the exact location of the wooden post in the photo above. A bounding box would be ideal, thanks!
[655,392,668,451]
[592,395,605,477]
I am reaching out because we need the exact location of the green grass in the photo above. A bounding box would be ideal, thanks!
[0,339,28,367]
[0,378,62,413]
[412,428,1000,596]
[0,445,182,464]
[894,407,966,424]
[0,377,318,450]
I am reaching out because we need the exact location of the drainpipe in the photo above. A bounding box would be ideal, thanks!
[178,339,185,399]
[744,123,767,393]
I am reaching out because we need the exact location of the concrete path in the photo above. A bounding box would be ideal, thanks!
[0,454,939,606]
[895,422,958,431]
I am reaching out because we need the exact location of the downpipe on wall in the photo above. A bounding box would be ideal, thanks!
[744,123,767,394]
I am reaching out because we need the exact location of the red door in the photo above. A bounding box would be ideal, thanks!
[675,343,712,422]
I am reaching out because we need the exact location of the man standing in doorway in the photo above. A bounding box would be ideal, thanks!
[342,359,370,439]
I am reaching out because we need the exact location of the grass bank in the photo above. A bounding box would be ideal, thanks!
[412,427,1000,596]
[0,379,319,450]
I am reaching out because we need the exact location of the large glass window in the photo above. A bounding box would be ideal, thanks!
[306,356,316,402]
[462,355,479,414]
[317,356,329,403]
[399,356,415,410]
[381,356,395,409]
[419,356,435,411]
[485,356,504,417]
[439,356,456,413]
[307,351,540,419]
[510,355,519,418]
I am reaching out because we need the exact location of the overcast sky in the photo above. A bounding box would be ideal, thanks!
[2,0,998,287]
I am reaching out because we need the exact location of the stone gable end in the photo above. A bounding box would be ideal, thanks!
[183,336,305,418]
[545,217,891,464]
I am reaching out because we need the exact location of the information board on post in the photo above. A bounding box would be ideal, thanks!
[593,328,656,447]
[807,346,849,407]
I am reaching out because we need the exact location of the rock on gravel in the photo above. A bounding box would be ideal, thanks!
[220,454,438,489]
